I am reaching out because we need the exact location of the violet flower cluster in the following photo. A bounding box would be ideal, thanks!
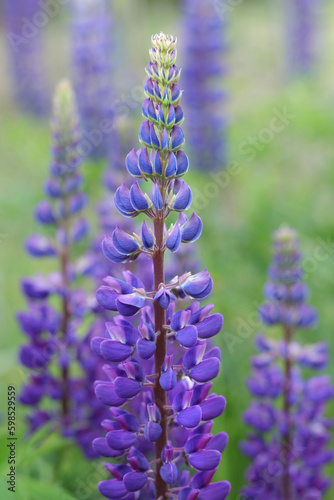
[71,0,112,158]
[3,0,49,116]
[92,33,231,500]
[18,81,109,458]
[240,226,334,500]
[182,0,227,170]
[286,0,319,75]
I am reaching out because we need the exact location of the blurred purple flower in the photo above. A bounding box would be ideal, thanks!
[182,0,227,170]
[17,81,109,458]
[3,0,49,116]
[240,226,334,499]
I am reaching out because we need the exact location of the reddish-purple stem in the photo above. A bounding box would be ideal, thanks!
[153,216,168,500]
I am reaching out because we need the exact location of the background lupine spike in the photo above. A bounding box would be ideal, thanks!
[240,226,334,499]
[71,0,113,158]
[181,0,227,171]
[3,0,49,116]
[93,33,230,500]
[17,80,110,458]
[285,0,320,76]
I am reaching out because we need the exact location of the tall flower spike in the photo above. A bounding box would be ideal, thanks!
[182,0,227,170]
[71,0,112,158]
[240,226,334,499]
[3,0,49,116]
[94,34,230,500]
[18,80,110,457]
[285,0,320,76]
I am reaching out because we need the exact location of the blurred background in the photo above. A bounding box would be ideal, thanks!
[0,0,334,498]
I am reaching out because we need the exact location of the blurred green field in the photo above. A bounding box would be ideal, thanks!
[1,1,334,499]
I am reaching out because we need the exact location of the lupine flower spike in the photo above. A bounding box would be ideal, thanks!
[182,0,227,170]
[240,226,334,499]
[93,33,231,500]
[286,0,319,76]
[3,0,49,116]
[18,80,109,457]
[71,0,112,158]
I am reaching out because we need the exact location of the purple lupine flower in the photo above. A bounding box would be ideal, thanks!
[93,33,231,500]
[240,226,334,499]
[182,0,227,170]
[286,0,320,76]
[71,0,112,158]
[17,81,109,458]
[3,0,49,116]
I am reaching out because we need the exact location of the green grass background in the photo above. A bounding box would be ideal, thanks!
[0,0,334,499]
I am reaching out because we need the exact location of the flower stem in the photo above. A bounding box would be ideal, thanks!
[282,324,293,500]
[153,216,168,500]
[60,189,71,426]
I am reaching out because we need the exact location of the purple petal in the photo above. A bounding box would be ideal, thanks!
[138,147,153,175]
[205,432,229,453]
[124,472,147,492]
[177,406,202,429]
[96,286,118,311]
[130,182,150,211]
[127,447,150,472]
[191,470,216,489]
[191,383,213,406]
[126,149,141,177]
[113,227,140,255]
[153,151,163,175]
[114,413,140,433]
[178,488,199,500]
[107,430,137,451]
[137,338,156,360]
[114,184,137,218]
[159,368,177,391]
[150,123,160,148]
[95,383,127,407]
[197,481,231,500]
[171,126,185,151]
[196,314,223,339]
[144,421,162,442]
[181,213,203,243]
[189,450,221,471]
[92,438,124,458]
[117,293,146,316]
[139,120,151,147]
[183,343,206,370]
[35,200,56,224]
[173,181,192,211]
[102,236,129,263]
[185,434,212,454]
[174,105,184,126]
[144,78,154,98]
[166,152,177,177]
[104,463,132,479]
[176,151,189,177]
[98,479,128,498]
[141,220,154,249]
[90,337,105,357]
[100,340,133,362]
[167,104,176,126]
[114,377,142,399]
[199,396,226,421]
[170,83,181,104]
[25,234,57,258]
[189,358,220,383]
[160,462,178,484]
[176,325,198,348]
[166,224,181,253]
[152,184,163,210]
